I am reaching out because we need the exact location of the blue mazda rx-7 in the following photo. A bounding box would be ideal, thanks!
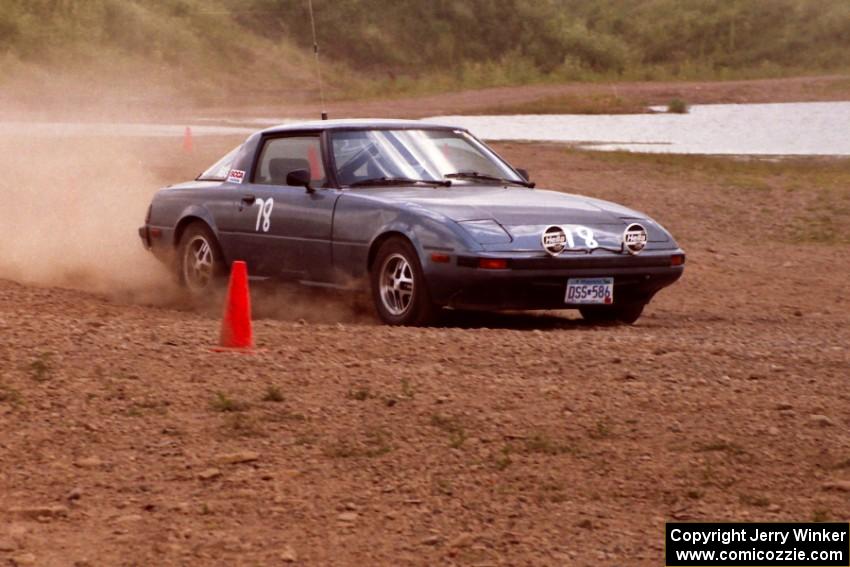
[139,119,684,325]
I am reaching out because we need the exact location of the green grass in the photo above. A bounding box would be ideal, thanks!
[261,385,284,403]
[432,477,454,496]
[494,445,513,471]
[477,93,649,116]
[346,386,370,401]
[667,98,688,113]
[430,414,467,449]
[523,433,575,456]
[588,419,613,440]
[577,150,850,245]
[28,352,53,382]
[0,384,22,405]
[126,399,168,417]
[793,187,850,244]
[698,440,748,456]
[210,392,248,413]
[0,0,340,103]
[812,509,831,523]
[323,428,392,458]
[540,482,569,504]
[489,432,577,466]
[827,457,850,470]
[3,0,850,102]
[400,377,415,399]
[222,414,266,437]
[266,0,850,89]
[739,494,771,508]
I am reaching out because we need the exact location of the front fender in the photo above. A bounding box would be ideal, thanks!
[173,204,220,245]
[332,196,479,281]
[149,189,221,255]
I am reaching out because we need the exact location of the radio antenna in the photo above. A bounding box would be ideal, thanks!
[307,0,328,120]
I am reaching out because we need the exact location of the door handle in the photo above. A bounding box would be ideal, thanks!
[241,194,257,205]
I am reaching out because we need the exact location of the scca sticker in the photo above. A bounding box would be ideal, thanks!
[227,169,246,184]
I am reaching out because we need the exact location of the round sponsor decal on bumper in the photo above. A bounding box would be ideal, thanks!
[623,223,648,254]
[542,225,568,256]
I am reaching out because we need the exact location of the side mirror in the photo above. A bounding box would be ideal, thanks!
[516,168,530,181]
[286,168,314,193]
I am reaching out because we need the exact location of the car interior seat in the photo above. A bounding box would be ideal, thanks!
[268,158,311,185]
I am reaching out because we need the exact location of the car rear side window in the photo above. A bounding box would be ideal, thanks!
[254,136,326,186]
[197,145,242,181]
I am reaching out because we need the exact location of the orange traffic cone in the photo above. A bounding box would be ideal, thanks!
[308,146,321,178]
[215,261,254,352]
[183,126,194,154]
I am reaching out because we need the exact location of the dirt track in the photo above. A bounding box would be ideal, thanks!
[1,125,850,565]
[5,75,850,122]
[207,75,850,120]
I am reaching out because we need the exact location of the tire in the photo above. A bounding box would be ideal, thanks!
[579,300,646,325]
[370,237,436,326]
[177,222,226,294]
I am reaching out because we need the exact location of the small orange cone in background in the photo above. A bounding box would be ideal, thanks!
[183,126,194,154]
[308,146,321,178]
[215,261,254,352]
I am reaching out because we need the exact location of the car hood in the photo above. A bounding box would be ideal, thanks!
[353,185,672,250]
[356,185,643,224]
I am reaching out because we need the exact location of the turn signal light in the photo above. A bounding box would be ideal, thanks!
[671,254,685,266]
[478,258,508,270]
[430,253,451,263]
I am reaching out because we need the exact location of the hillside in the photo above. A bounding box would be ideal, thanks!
[0,0,326,107]
[1,0,849,106]
[259,0,850,82]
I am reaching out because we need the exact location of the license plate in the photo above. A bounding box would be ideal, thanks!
[565,277,614,304]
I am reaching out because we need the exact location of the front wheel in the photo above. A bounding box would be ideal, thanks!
[177,223,226,294]
[579,301,646,325]
[370,238,436,326]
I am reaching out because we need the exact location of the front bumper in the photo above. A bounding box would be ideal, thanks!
[138,225,152,250]
[425,249,685,309]
[138,224,173,266]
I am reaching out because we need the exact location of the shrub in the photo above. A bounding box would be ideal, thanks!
[668,98,689,113]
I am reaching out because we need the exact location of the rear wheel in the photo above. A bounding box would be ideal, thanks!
[177,223,226,294]
[370,238,436,326]
[579,300,646,325]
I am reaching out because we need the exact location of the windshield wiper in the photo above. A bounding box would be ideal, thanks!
[348,176,451,188]
[444,171,534,188]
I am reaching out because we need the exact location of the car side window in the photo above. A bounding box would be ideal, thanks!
[254,136,326,186]
[197,145,242,181]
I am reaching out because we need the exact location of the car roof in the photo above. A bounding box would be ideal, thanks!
[261,118,464,135]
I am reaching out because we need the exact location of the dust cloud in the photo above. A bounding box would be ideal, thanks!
[250,282,376,325]
[0,129,372,321]
[0,134,176,303]
[0,76,378,323]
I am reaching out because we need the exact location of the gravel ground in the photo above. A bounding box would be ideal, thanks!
[1,138,849,566]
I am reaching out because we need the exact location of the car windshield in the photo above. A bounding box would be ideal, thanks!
[330,129,524,187]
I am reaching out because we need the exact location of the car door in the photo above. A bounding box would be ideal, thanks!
[227,134,338,281]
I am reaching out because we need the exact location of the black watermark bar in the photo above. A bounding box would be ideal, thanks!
[666,523,849,566]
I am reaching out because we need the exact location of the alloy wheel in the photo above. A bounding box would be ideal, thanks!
[379,253,414,316]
